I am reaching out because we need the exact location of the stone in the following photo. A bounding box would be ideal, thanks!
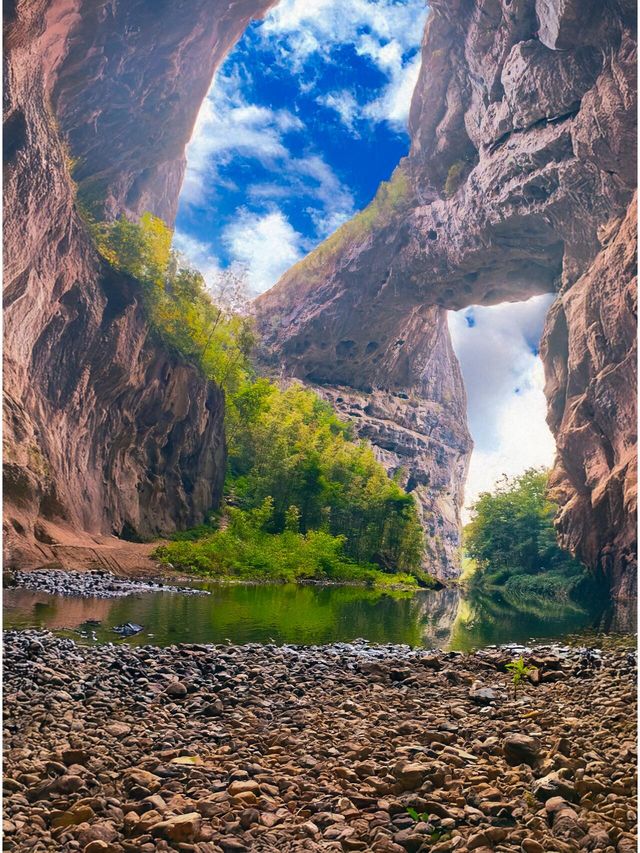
[83,843,115,853]
[164,681,188,699]
[533,772,578,803]
[150,812,201,843]
[393,763,428,790]
[469,686,497,705]
[503,735,541,766]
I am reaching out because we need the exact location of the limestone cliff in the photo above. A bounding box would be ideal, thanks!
[256,0,637,596]
[3,0,272,567]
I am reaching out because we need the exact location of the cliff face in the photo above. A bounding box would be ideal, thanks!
[3,0,271,567]
[256,0,637,595]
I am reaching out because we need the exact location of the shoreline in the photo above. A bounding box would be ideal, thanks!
[3,629,637,852]
[4,567,443,597]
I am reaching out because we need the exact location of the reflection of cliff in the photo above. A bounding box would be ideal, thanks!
[414,587,461,648]
[3,589,113,629]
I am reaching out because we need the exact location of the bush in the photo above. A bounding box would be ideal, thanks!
[155,498,426,588]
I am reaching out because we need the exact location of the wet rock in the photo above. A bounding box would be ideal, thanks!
[7,571,210,599]
[113,623,144,637]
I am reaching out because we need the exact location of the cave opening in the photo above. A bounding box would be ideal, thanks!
[172,0,428,295]
[448,293,557,522]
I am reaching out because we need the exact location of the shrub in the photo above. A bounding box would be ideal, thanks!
[444,160,466,197]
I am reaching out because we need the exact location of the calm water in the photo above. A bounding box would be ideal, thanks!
[2,582,609,652]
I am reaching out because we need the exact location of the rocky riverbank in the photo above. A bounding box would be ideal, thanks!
[5,571,208,599]
[3,631,636,853]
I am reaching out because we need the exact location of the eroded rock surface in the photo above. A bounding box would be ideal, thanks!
[3,0,272,567]
[256,0,637,594]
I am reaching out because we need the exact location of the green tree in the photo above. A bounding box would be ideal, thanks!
[463,468,588,604]
[89,211,428,581]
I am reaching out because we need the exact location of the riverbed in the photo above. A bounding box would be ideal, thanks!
[3,578,609,652]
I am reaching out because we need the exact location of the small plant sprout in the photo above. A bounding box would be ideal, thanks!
[407,807,431,824]
[505,656,533,699]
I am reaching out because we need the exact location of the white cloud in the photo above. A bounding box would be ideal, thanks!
[260,0,428,130]
[363,52,422,127]
[172,230,222,286]
[223,209,305,294]
[448,294,557,519]
[316,90,360,133]
[181,73,303,207]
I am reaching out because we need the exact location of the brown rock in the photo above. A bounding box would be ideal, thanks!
[503,735,541,767]
[150,812,201,843]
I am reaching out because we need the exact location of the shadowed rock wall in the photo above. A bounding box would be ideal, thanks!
[3,0,273,566]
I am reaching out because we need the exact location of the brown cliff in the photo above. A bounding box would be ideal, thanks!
[256,0,637,596]
[3,0,272,568]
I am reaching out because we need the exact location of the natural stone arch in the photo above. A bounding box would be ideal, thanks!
[255,0,637,597]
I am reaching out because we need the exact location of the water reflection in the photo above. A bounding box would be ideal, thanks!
[3,581,613,651]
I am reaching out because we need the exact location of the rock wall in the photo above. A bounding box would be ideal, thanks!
[256,0,637,596]
[3,0,272,567]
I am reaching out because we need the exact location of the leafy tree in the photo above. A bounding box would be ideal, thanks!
[463,468,589,605]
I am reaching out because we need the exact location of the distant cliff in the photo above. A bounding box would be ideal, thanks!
[256,0,637,596]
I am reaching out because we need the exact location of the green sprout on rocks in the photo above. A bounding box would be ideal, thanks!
[407,807,431,824]
[506,656,533,699]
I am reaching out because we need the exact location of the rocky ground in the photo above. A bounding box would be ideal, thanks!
[5,571,208,599]
[3,632,637,853]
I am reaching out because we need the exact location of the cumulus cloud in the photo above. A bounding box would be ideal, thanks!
[223,209,305,294]
[261,0,428,130]
[181,73,303,207]
[448,295,557,519]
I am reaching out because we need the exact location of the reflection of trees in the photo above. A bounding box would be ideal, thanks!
[4,582,612,653]
[446,586,601,652]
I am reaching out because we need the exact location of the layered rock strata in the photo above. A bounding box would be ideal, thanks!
[256,0,637,595]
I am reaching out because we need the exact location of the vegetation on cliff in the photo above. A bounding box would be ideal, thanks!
[89,212,428,586]
[463,468,598,612]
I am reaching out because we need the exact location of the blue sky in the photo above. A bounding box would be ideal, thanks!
[174,0,428,293]
[174,0,555,508]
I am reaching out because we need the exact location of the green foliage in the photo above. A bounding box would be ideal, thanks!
[154,497,421,588]
[89,212,255,397]
[227,383,426,574]
[407,807,431,823]
[89,211,428,584]
[505,656,533,699]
